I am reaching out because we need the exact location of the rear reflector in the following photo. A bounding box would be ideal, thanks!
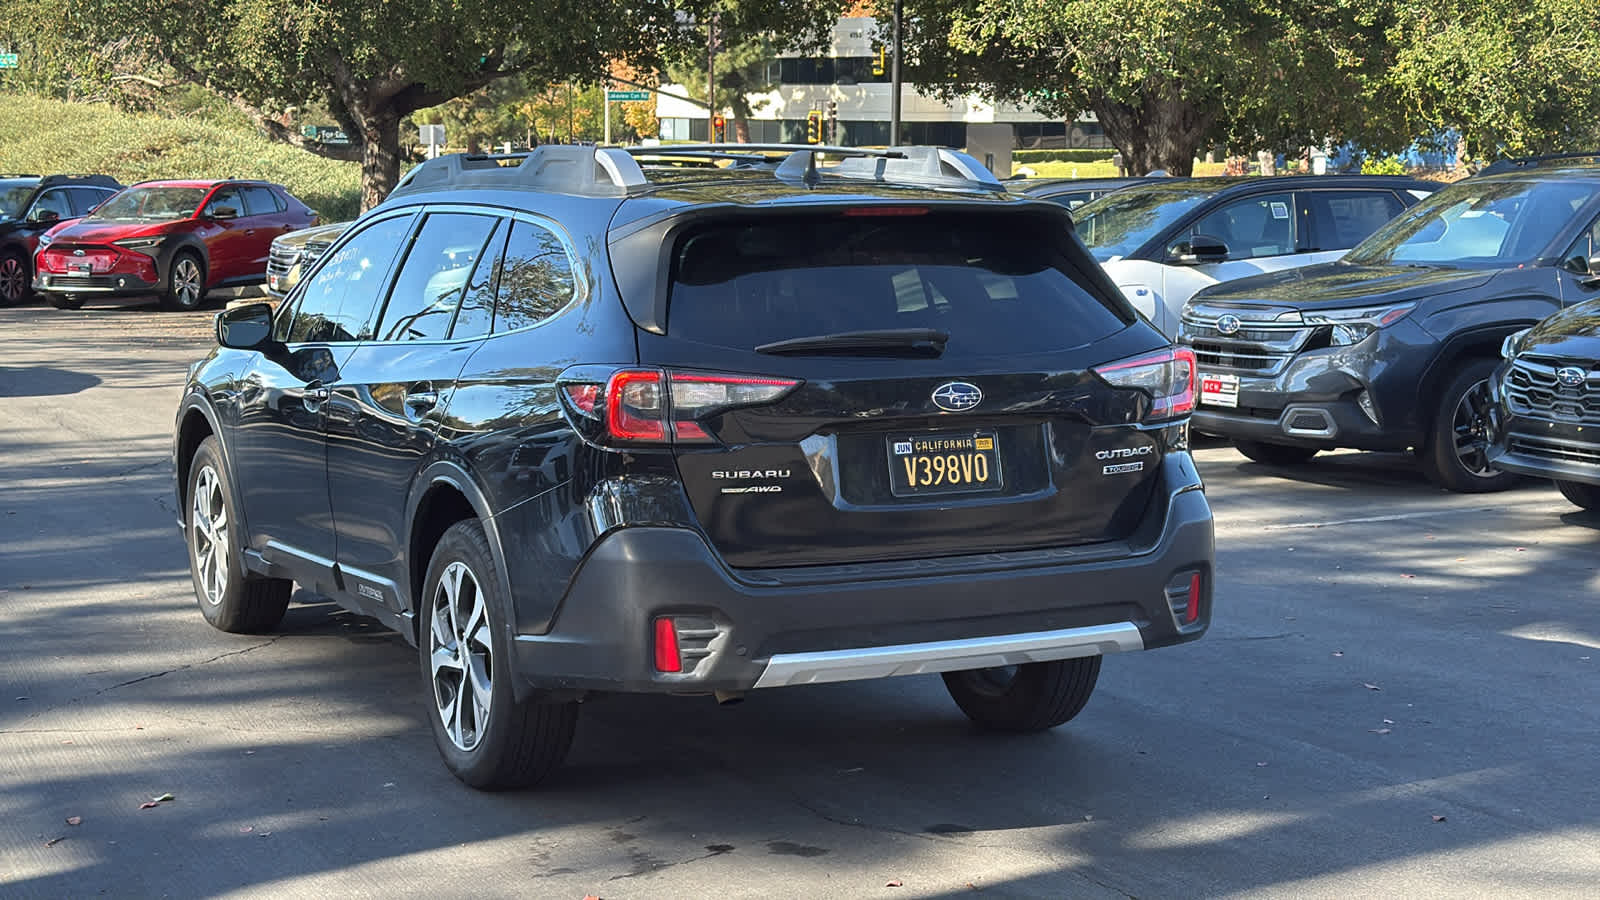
[1093,346,1196,421]
[654,617,682,673]
[1186,572,1203,623]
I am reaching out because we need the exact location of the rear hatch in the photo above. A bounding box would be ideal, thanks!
[625,205,1184,568]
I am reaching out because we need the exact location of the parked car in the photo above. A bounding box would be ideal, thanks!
[1072,176,1438,336]
[265,221,349,298]
[1486,210,1600,507]
[34,179,316,310]
[1179,153,1600,492]
[1006,176,1151,211]
[173,144,1214,789]
[0,174,121,305]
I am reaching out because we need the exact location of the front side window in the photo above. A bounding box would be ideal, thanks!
[493,219,579,332]
[205,186,244,218]
[1347,179,1600,267]
[88,186,209,222]
[1561,215,1600,272]
[281,213,416,343]
[373,212,499,341]
[1074,185,1213,262]
[1189,193,1296,260]
[28,188,73,222]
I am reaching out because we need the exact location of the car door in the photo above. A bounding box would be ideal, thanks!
[1300,189,1407,265]
[1159,191,1298,332]
[239,185,294,281]
[199,185,247,283]
[226,210,418,589]
[323,209,502,615]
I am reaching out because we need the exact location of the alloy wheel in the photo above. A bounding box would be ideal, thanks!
[190,465,229,606]
[429,561,493,752]
[0,256,24,303]
[174,258,202,307]
[1452,378,1497,478]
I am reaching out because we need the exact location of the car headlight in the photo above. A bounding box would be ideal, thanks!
[1501,327,1530,360]
[1303,303,1417,347]
[113,236,165,255]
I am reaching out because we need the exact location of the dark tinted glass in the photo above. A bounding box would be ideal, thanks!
[285,213,415,343]
[451,220,505,339]
[373,213,498,342]
[493,220,577,332]
[1305,190,1404,250]
[66,187,114,216]
[1074,185,1213,261]
[667,213,1130,356]
[206,186,244,216]
[1190,193,1295,260]
[241,186,283,216]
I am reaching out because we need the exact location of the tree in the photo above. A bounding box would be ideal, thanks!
[69,0,738,210]
[896,0,1410,175]
[1387,0,1600,160]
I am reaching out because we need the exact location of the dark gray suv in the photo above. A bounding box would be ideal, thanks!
[172,144,1215,789]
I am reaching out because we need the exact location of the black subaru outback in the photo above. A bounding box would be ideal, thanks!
[172,144,1214,789]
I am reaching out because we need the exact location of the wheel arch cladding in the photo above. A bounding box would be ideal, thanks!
[175,407,216,508]
[1417,326,1528,428]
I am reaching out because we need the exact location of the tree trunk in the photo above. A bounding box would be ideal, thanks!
[1092,93,1213,177]
[356,106,401,212]
[733,117,750,143]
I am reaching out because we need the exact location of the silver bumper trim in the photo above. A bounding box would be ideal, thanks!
[752,622,1144,688]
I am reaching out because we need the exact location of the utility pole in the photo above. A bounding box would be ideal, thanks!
[890,0,903,147]
[707,12,717,141]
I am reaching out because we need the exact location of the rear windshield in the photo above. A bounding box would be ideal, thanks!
[665,213,1131,357]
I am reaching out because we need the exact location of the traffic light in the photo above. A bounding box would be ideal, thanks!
[872,45,885,77]
[825,101,838,144]
[805,110,823,144]
[711,115,726,143]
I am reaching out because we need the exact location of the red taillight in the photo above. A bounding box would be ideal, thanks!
[653,617,682,673]
[1093,347,1196,421]
[1186,572,1202,623]
[843,206,930,217]
[576,369,801,446]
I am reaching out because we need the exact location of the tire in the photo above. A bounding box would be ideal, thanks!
[420,520,578,790]
[1234,440,1320,466]
[1419,359,1519,493]
[0,250,28,305]
[47,293,84,310]
[162,252,207,310]
[1555,480,1600,510]
[187,436,292,633]
[943,656,1102,733]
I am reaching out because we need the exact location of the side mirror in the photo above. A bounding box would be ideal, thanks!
[216,302,278,351]
[1168,234,1230,265]
[30,209,61,224]
[1587,254,1600,287]
[209,205,239,220]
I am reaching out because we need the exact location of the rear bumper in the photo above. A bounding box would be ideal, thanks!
[511,453,1214,696]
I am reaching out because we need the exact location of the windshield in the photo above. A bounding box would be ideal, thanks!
[87,186,209,222]
[0,181,36,220]
[1345,179,1600,267]
[1073,184,1213,261]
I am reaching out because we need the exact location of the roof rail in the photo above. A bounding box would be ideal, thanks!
[821,146,1004,190]
[0,174,40,179]
[390,146,648,199]
[1476,151,1600,176]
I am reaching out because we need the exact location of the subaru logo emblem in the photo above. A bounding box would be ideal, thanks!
[72,249,85,256]
[1215,314,1242,336]
[931,381,983,412]
[1557,366,1587,387]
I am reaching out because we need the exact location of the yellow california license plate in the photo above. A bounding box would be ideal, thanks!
[887,430,1003,497]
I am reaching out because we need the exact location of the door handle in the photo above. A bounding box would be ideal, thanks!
[305,386,331,403]
[404,384,438,412]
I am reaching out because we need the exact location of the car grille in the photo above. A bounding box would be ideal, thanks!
[1507,434,1600,467]
[266,243,301,280]
[1179,306,1316,376]
[1504,357,1600,426]
[302,239,332,264]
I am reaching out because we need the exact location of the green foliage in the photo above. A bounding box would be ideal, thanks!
[1014,149,1116,164]
[0,95,361,219]
[1360,155,1408,175]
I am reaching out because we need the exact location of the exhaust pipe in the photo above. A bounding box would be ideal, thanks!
[714,690,745,706]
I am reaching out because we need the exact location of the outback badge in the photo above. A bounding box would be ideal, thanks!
[932,381,983,412]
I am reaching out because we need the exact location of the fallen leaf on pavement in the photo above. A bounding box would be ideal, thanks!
[65,816,81,826]
[1383,718,1395,725]
[1363,683,1382,691]
[44,836,64,847]
[139,802,160,810]
[239,825,254,834]
[1401,574,1415,579]
[886,880,904,888]
[1332,651,1344,657]
[1256,761,1269,767]
[1432,815,1447,823]
[151,793,174,802]
[1369,728,1392,735]
[583,895,602,900]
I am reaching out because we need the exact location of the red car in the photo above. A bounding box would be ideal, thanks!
[34,179,317,310]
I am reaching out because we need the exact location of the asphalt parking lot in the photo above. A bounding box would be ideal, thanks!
[2,298,1598,898]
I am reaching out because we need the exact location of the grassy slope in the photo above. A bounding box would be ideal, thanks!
[0,95,360,219]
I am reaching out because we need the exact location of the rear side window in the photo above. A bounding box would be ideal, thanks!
[241,186,284,216]
[67,187,114,216]
[1305,190,1404,250]
[493,219,578,332]
[665,213,1129,357]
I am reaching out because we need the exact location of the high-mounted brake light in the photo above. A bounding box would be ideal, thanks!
[843,206,930,217]
[570,369,802,446]
[1093,347,1196,421]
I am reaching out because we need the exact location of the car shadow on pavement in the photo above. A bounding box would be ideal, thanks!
[0,366,101,398]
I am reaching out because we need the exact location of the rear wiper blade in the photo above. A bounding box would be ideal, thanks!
[755,328,949,357]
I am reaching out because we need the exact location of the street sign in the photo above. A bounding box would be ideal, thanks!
[606,90,649,102]
[0,53,19,69]
[418,124,446,146]
[301,125,350,146]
